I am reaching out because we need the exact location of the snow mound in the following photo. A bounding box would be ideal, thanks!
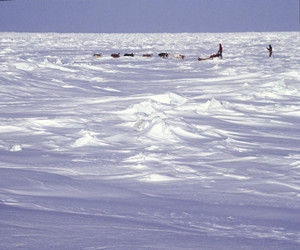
[10,144,23,152]
[197,98,228,113]
[72,130,107,147]
[118,93,190,142]
[14,62,37,71]
[145,116,178,141]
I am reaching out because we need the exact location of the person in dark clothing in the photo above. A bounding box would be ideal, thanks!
[217,43,223,59]
[267,44,272,57]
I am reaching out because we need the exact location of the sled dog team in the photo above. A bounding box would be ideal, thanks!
[94,52,185,59]
[93,44,273,60]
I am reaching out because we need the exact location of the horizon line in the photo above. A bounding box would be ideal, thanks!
[1,30,299,35]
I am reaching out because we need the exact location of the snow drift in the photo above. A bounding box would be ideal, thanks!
[0,32,300,249]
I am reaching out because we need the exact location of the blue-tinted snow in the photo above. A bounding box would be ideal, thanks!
[0,32,300,249]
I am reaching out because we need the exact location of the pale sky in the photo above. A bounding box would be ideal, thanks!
[0,0,299,33]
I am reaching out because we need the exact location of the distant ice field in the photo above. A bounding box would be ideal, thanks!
[0,32,300,249]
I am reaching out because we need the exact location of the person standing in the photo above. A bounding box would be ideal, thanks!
[217,43,223,59]
[267,44,273,57]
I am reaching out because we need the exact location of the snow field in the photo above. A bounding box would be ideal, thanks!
[0,32,300,249]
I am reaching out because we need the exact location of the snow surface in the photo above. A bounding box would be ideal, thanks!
[0,32,300,249]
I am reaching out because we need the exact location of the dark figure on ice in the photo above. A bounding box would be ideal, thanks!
[267,44,272,57]
[217,43,223,59]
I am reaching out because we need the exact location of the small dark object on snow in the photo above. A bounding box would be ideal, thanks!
[124,53,134,57]
[158,53,169,58]
[111,53,120,58]
[93,53,102,58]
